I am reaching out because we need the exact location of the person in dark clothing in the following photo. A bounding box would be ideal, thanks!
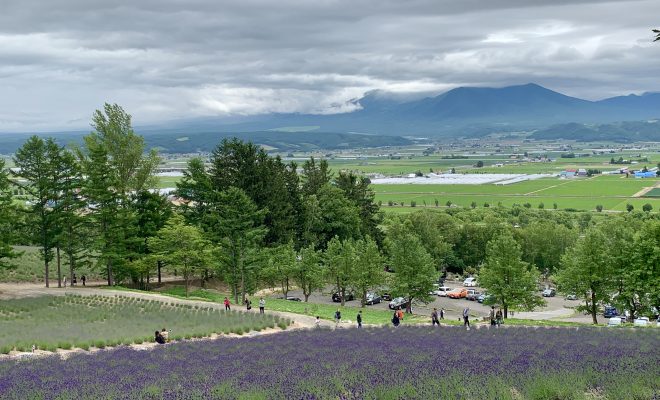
[440,308,445,320]
[72,274,77,286]
[431,308,440,326]
[463,307,470,330]
[392,311,400,327]
[356,311,362,328]
[245,298,251,311]
[496,309,503,326]
[81,275,86,286]
[334,309,341,327]
[489,306,496,326]
[155,331,165,344]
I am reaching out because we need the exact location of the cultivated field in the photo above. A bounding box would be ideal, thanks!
[0,294,285,353]
[373,175,659,212]
[0,326,656,399]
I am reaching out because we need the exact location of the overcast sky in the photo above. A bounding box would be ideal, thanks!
[1,0,659,131]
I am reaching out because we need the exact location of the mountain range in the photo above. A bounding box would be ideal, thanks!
[1,83,659,153]
[149,83,660,136]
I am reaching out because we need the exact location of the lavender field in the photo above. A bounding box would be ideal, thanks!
[0,326,657,399]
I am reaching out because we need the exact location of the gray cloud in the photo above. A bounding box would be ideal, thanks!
[0,0,658,131]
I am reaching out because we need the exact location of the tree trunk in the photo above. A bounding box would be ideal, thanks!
[590,289,598,325]
[361,290,366,308]
[68,225,74,286]
[157,260,162,283]
[184,270,189,297]
[107,259,114,286]
[56,247,62,288]
[504,305,508,319]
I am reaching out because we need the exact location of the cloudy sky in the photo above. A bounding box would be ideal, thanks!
[1,0,659,131]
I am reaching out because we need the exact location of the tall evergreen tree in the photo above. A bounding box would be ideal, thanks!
[79,103,159,285]
[334,171,383,246]
[13,136,59,287]
[0,159,19,269]
[301,157,332,196]
[207,187,267,304]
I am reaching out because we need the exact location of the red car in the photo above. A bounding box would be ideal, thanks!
[447,288,468,299]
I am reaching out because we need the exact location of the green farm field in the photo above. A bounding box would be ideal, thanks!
[374,175,659,212]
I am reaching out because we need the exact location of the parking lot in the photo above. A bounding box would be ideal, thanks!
[278,279,586,323]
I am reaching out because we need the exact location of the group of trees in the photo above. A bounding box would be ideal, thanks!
[0,103,658,322]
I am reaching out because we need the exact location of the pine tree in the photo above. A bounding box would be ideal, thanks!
[0,159,19,269]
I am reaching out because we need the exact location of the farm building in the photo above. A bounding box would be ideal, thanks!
[634,171,656,178]
[577,168,587,176]
[560,169,576,178]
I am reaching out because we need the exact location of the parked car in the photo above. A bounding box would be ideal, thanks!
[607,317,622,326]
[634,317,650,327]
[434,286,452,296]
[278,295,302,301]
[463,277,478,287]
[379,290,393,301]
[332,292,355,303]
[566,294,578,300]
[542,288,556,297]
[365,292,382,305]
[429,283,441,295]
[447,288,468,299]
[466,290,481,301]
[388,297,409,310]
[603,306,618,318]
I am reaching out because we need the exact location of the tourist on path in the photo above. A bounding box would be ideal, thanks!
[224,297,231,311]
[356,311,362,328]
[81,275,86,286]
[463,307,470,330]
[72,274,77,286]
[155,331,165,344]
[489,306,496,326]
[440,308,445,320]
[334,309,341,327]
[315,316,321,328]
[396,309,404,322]
[62,276,67,288]
[391,311,400,327]
[160,328,169,342]
[431,308,440,326]
[245,298,252,311]
[496,309,503,327]
[259,298,265,314]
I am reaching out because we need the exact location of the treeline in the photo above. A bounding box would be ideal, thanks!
[0,104,658,322]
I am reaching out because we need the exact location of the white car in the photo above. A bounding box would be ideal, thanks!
[435,286,452,296]
[634,317,650,327]
[463,277,477,287]
[607,317,622,326]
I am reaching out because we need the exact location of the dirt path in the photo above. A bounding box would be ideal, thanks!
[632,182,659,198]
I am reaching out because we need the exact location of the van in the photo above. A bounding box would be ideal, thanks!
[463,277,477,287]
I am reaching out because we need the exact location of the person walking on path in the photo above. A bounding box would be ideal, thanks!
[396,309,404,322]
[463,307,470,330]
[496,309,503,327]
[224,297,231,311]
[489,306,496,326]
[391,311,400,327]
[334,309,342,327]
[245,298,252,311]
[440,308,445,320]
[259,298,265,314]
[315,316,321,328]
[356,311,362,328]
[62,276,67,288]
[72,274,77,286]
[431,308,440,326]
[81,275,86,286]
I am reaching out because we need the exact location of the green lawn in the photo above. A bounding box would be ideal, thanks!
[157,286,429,325]
[0,294,286,353]
[0,246,101,283]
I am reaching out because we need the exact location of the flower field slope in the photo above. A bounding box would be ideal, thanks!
[0,294,285,352]
[0,326,657,399]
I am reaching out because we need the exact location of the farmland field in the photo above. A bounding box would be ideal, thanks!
[0,326,656,399]
[373,175,660,212]
[0,294,285,352]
